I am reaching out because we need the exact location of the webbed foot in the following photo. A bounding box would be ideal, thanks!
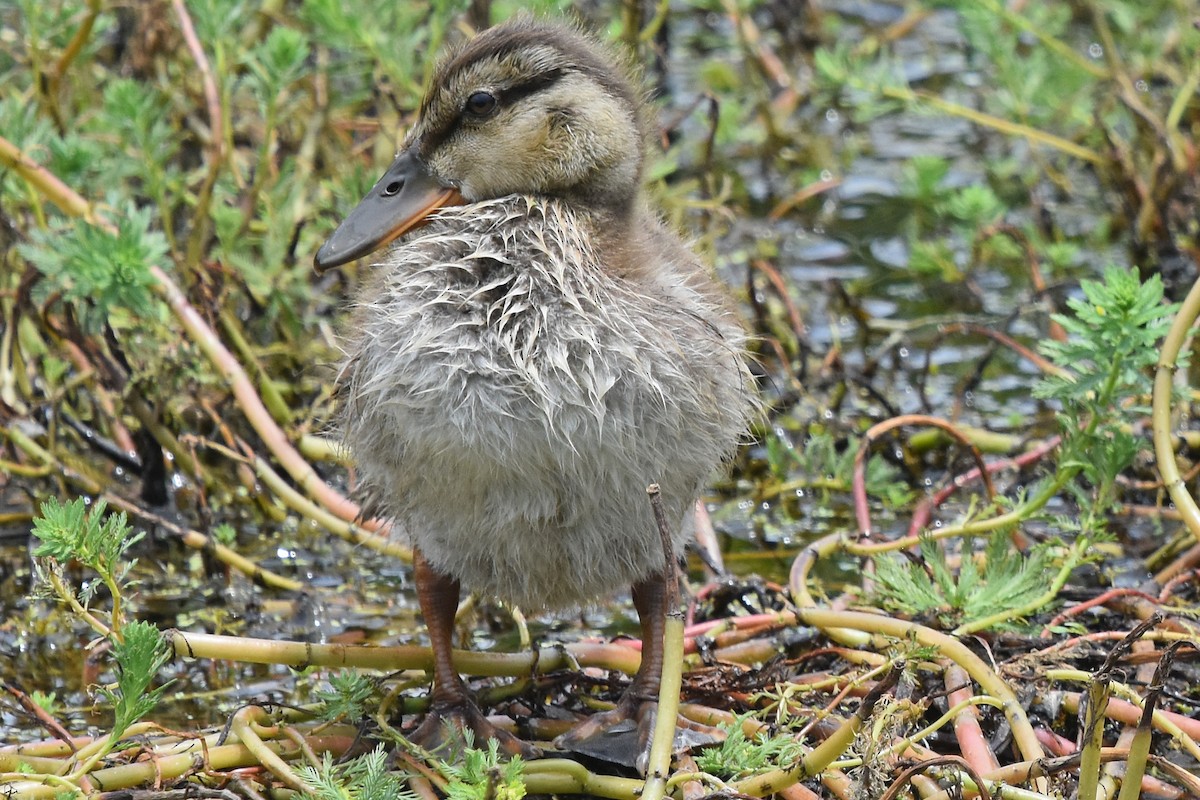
[408,699,542,760]
[554,697,724,774]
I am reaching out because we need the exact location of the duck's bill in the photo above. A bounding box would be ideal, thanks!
[314,151,463,272]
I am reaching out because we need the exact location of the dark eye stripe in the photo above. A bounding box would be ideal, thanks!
[421,69,567,153]
[494,68,564,108]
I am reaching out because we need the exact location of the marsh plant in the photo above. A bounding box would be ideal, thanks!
[3,0,1198,797]
[868,267,1174,629]
[31,498,173,764]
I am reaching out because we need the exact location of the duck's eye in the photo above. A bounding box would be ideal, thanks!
[464,90,498,118]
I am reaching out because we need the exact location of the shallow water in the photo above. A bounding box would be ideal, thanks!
[0,0,1162,738]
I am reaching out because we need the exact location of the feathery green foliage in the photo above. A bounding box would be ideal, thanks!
[32,499,169,739]
[300,745,416,800]
[32,497,142,608]
[765,430,915,510]
[1036,266,1176,529]
[871,535,1057,629]
[98,620,173,741]
[315,670,377,723]
[1036,266,1173,417]
[19,205,166,335]
[695,715,806,779]
[438,732,526,800]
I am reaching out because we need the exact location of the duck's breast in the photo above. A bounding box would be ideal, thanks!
[339,196,752,608]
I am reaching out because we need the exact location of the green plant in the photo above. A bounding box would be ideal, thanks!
[1035,265,1176,533]
[867,267,1171,629]
[872,534,1058,630]
[694,715,806,780]
[19,203,166,335]
[892,156,1010,283]
[314,670,377,723]
[99,620,173,742]
[440,735,526,800]
[817,0,1199,261]
[300,745,416,800]
[29,499,172,771]
[765,430,915,511]
[32,497,142,638]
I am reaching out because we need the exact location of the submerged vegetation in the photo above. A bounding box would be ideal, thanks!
[1,0,1199,798]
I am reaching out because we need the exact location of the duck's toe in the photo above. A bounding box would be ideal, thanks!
[407,699,542,760]
[554,698,725,774]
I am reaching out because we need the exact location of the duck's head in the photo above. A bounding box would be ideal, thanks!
[315,19,646,272]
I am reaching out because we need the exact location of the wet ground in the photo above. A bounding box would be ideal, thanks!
[0,0,1181,743]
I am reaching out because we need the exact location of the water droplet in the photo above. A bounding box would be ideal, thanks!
[825,108,840,123]
[1088,42,1103,58]
[1135,79,1148,92]
[820,169,833,182]
[898,346,909,358]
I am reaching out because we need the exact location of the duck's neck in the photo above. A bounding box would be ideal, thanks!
[579,195,677,286]
[556,168,640,217]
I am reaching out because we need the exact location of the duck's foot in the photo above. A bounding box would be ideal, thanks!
[407,699,542,760]
[554,698,725,774]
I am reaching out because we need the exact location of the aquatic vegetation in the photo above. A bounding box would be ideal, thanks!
[1,1,1198,798]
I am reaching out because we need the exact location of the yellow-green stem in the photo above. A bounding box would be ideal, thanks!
[1152,274,1200,544]
[883,85,1105,164]
[1076,678,1110,800]
[641,612,682,800]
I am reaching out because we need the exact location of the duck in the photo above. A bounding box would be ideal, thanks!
[314,17,756,769]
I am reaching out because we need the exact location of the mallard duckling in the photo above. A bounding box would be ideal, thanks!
[315,18,755,768]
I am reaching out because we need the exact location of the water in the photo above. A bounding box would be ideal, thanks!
[0,1,1151,738]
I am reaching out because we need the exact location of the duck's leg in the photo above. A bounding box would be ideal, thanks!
[628,576,667,703]
[407,550,538,758]
[555,576,723,773]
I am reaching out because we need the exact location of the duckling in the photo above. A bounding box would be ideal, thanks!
[315,18,755,769]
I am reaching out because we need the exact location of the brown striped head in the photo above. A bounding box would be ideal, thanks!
[315,18,644,271]
[410,18,646,209]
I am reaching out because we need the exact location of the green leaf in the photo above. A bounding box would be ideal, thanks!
[314,670,376,722]
[245,26,312,98]
[300,745,416,800]
[900,155,950,204]
[940,184,1003,226]
[19,203,166,334]
[872,534,1070,631]
[695,714,806,778]
[439,735,526,800]
[32,498,143,581]
[98,620,172,740]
